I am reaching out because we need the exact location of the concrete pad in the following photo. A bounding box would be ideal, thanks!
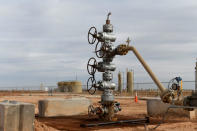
[147,99,170,116]
[38,97,92,117]
[19,102,35,131]
[189,109,197,119]
[0,101,20,131]
[0,101,35,131]
[147,99,197,119]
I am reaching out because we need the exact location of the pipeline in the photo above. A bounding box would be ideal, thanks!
[127,46,166,93]
[116,45,176,104]
[127,46,176,103]
[80,117,149,127]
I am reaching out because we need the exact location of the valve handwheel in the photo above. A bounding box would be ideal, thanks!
[87,57,97,75]
[168,78,179,91]
[88,27,97,44]
[87,76,96,95]
[167,77,182,101]
[95,42,107,58]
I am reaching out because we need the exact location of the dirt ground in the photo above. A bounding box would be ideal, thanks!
[0,92,196,131]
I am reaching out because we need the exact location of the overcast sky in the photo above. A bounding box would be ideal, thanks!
[0,0,196,89]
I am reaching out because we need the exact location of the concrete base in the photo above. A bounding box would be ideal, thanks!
[147,99,197,119]
[19,102,35,131]
[0,100,35,131]
[0,101,20,131]
[38,97,92,117]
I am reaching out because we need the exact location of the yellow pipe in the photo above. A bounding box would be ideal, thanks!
[127,46,166,93]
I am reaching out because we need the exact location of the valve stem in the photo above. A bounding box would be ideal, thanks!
[106,12,111,24]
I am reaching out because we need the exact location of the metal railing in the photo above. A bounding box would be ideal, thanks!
[0,80,194,91]
[133,80,195,90]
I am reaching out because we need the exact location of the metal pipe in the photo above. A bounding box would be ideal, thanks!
[127,46,166,93]
[80,117,149,127]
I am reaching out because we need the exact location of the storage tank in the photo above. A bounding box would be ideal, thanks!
[57,81,82,93]
[127,70,134,95]
[70,81,82,93]
[118,71,122,93]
